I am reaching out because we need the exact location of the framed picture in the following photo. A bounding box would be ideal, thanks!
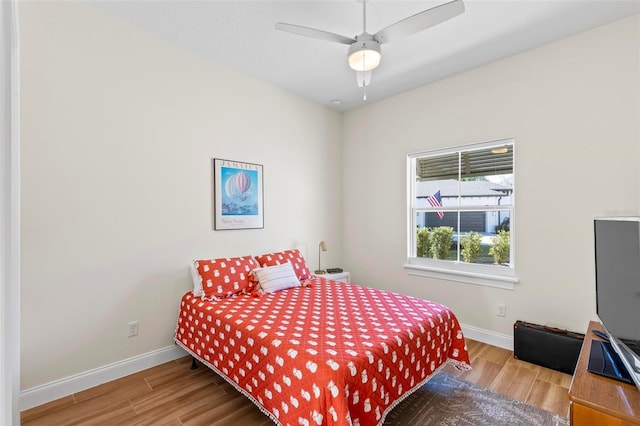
[213,158,264,230]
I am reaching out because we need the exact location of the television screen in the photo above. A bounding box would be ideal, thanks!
[594,217,640,390]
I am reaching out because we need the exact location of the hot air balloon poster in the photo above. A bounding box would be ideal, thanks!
[213,158,264,230]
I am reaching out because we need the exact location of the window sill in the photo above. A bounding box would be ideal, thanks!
[403,262,518,290]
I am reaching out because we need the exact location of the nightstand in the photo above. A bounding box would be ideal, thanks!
[313,271,350,283]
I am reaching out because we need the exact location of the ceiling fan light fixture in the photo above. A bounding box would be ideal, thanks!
[348,39,381,71]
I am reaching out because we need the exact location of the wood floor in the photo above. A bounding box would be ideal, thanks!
[21,339,572,425]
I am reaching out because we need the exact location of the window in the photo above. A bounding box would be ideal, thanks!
[405,139,517,289]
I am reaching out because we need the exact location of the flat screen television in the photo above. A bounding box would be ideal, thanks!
[593,217,640,391]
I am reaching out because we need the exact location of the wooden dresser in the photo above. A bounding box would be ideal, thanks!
[568,321,640,425]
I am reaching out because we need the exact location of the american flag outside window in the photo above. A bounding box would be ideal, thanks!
[426,190,444,219]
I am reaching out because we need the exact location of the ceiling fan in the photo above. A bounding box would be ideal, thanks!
[275,0,465,97]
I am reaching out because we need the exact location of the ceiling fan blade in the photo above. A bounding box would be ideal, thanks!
[275,23,355,45]
[373,0,465,44]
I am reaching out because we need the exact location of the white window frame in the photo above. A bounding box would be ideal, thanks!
[404,138,518,290]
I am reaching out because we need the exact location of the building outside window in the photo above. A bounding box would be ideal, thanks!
[406,139,517,289]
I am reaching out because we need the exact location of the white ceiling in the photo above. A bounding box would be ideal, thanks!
[91,0,640,111]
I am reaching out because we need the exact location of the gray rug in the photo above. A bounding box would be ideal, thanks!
[383,372,569,426]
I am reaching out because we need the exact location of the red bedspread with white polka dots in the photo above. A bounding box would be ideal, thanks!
[174,277,470,426]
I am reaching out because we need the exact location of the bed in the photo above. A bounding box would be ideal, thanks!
[174,251,471,426]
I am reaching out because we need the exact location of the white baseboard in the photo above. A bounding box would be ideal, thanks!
[20,345,188,411]
[461,323,513,351]
[20,325,510,412]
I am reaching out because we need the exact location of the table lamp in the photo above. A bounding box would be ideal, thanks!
[315,241,327,274]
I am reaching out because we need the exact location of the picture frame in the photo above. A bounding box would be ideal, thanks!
[213,158,264,230]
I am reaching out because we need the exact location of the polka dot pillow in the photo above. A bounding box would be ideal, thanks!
[193,256,259,300]
[254,249,311,282]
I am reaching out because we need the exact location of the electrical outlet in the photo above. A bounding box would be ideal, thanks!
[497,304,506,317]
[128,321,139,337]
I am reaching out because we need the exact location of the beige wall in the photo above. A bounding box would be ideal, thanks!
[19,1,342,390]
[342,15,640,336]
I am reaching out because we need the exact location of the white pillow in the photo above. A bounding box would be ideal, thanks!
[253,262,300,294]
[190,261,204,297]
